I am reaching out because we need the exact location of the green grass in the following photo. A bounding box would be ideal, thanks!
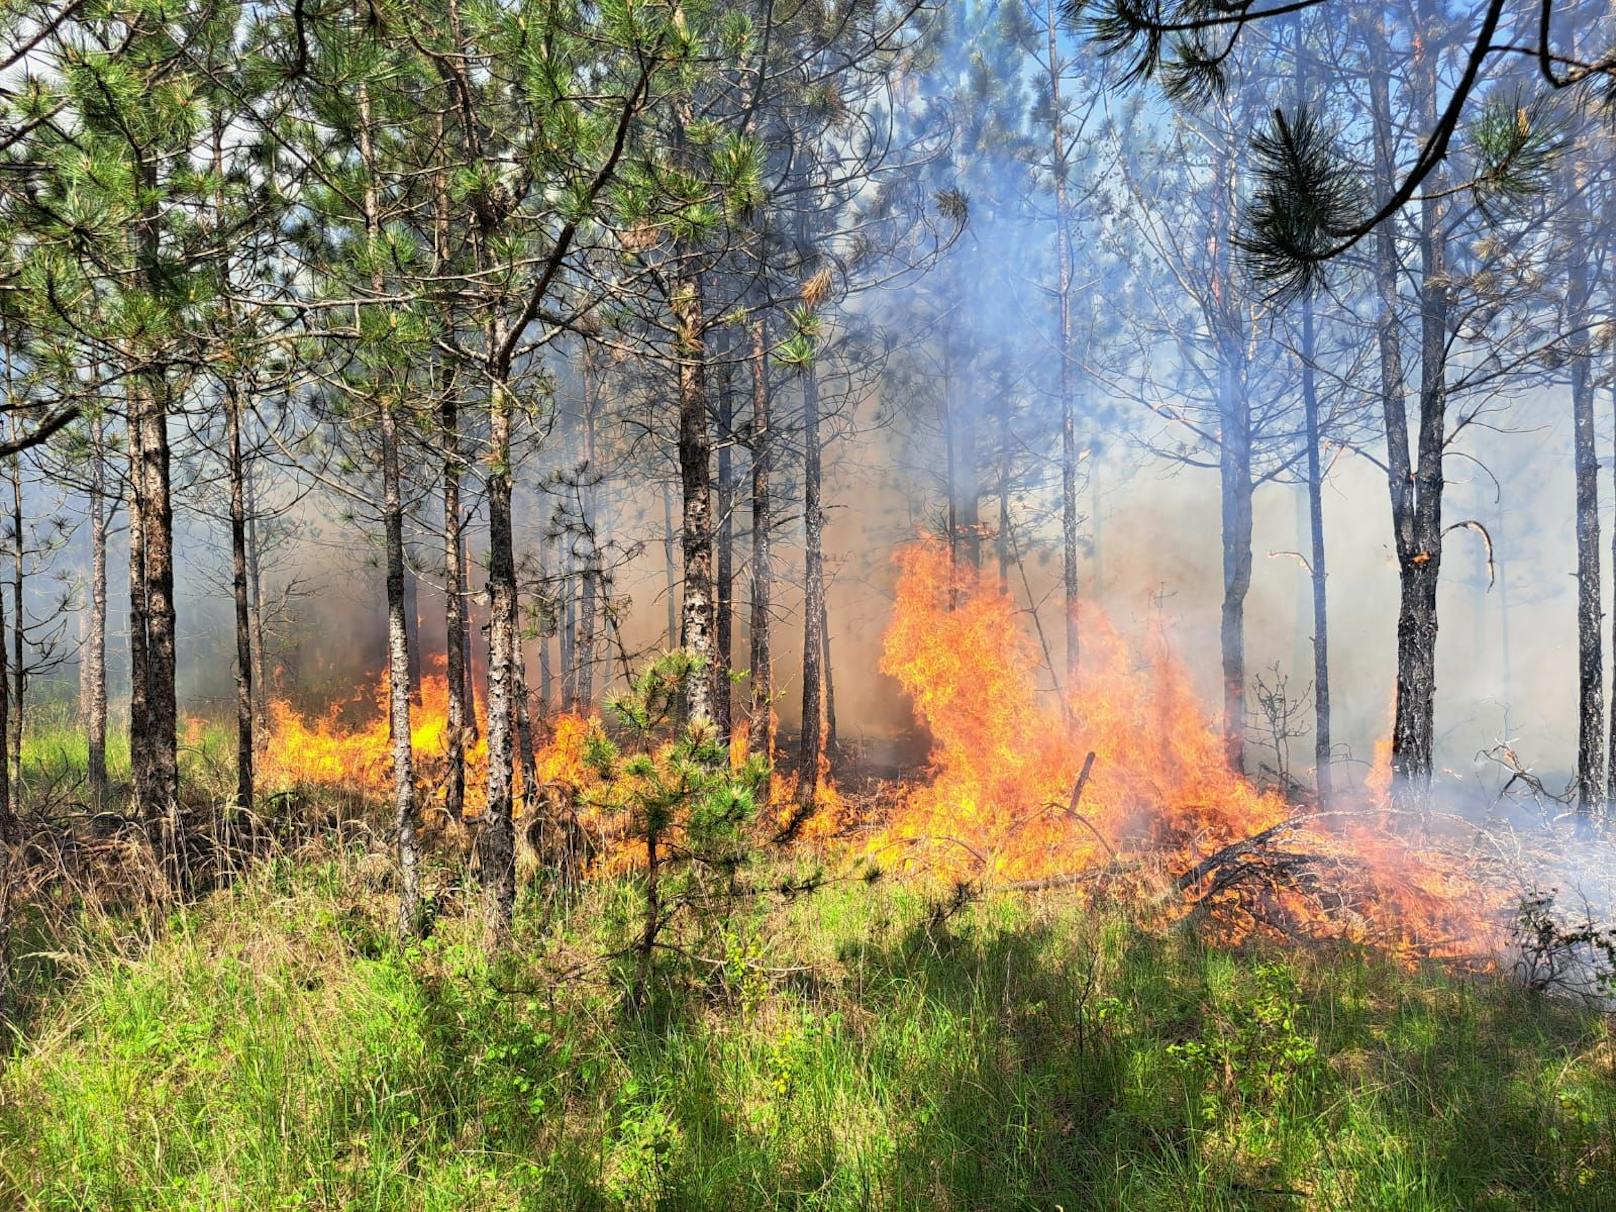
[16,706,240,801]
[1,845,1612,1211]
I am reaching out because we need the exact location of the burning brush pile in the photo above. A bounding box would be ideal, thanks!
[872,540,1509,964]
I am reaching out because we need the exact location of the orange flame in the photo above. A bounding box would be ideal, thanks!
[874,540,1503,960]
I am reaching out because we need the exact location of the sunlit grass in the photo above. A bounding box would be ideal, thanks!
[1,846,1611,1211]
[16,705,240,802]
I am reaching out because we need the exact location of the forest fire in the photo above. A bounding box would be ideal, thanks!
[874,540,1507,962]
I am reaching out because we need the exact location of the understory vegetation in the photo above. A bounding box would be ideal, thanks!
[1,829,1612,1212]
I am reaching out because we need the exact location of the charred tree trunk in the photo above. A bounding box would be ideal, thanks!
[748,317,774,758]
[675,272,719,728]
[357,80,421,937]
[798,363,826,813]
[226,387,254,814]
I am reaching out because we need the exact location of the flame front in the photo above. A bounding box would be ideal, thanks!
[875,538,1291,880]
[874,539,1504,960]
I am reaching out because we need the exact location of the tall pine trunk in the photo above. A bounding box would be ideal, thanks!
[8,428,23,787]
[245,465,268,744]
[1300,296,1332,803]
[1566,159,1603,814]
[84,414,109,808]
[227,388,254,814]
[1217,350,1253,772]
[715,351,735,737]
[748,317,774,758]
[661,481,678,650]
[441,390,467,821]
[0,557,11,1021]
[357,79,421,936]
[1388,12,1450,799]
[1209,135,1250,771]
[797,362,825,816]
[574,342,600,710]
[674,271,719,727]
[482,373,519,944]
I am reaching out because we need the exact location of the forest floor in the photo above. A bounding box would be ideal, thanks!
[2,720,1615,1211]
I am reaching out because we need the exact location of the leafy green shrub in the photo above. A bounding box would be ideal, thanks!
[1169,960,1320,1123]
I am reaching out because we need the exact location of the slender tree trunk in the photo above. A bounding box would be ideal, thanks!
[1209,136,1250,771]
[748,317,774,758]
[245,464,268,744]
[403,558,422,706]
[1217,351,1253,772]
[357,79,421,936]
[514,632,537,814]
[1048,0,1080,679]
[84,416,109,808]
[8,429,23,787]
[1607,179,1616,806]
[1567,161,1603,815]
[661,481,678,651]
[482,372,519,944]
[0,558,11,1021]
[821,594,837,757]
[574,343,600,711]
[996,390,1011,588]
[136,379,178,823]
[797,363,825,813]
[715,352,735,738]
[1290,19,1332,805]
[537,534,554,714]
[559,562,576,710]
[1368,23,1416,800]
[442,390,467,821]
[127,382,149,803]
[675,272,719,727]
[227,388,254,814]
[1389,15,1449,799]
[121,155,178,834]
[1301,297,1331,803]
